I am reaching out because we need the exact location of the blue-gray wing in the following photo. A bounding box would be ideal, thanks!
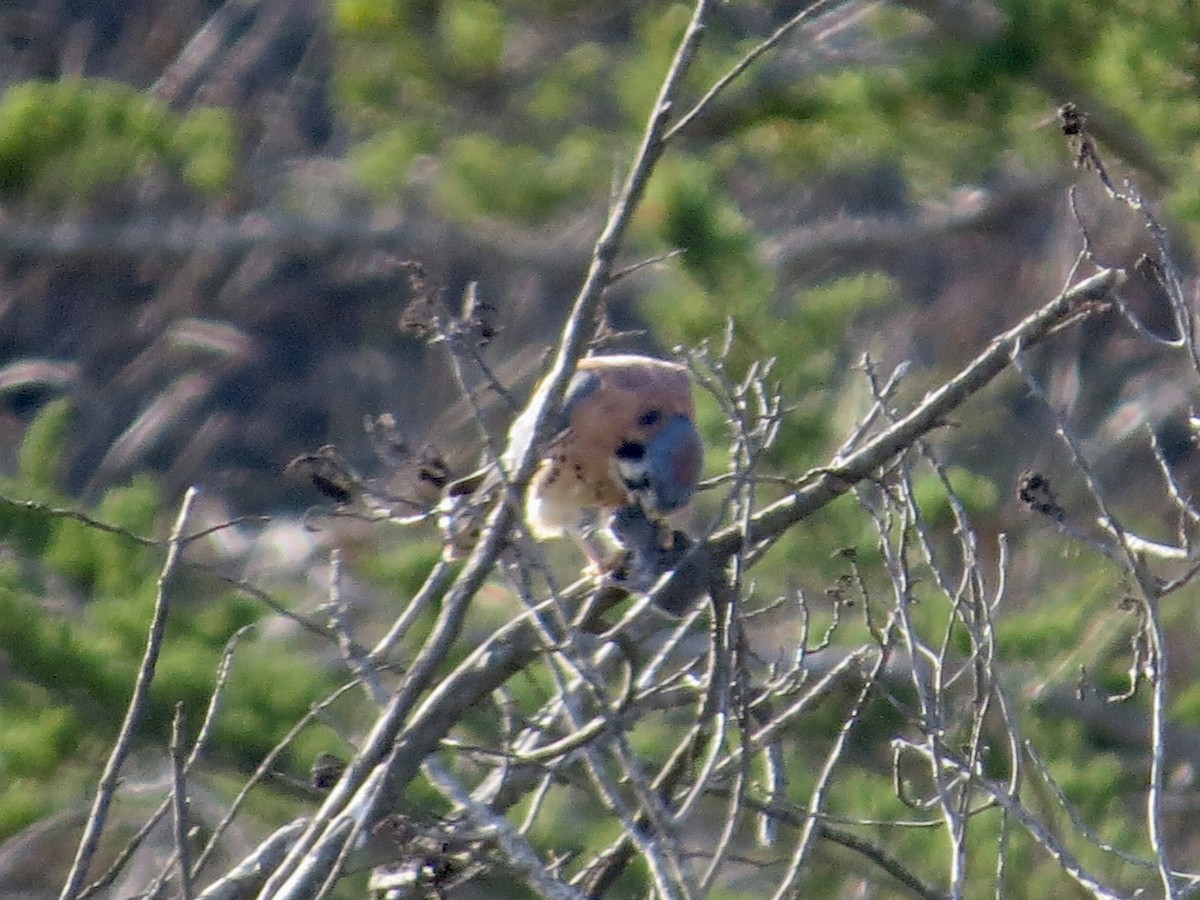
[554,369,602,435]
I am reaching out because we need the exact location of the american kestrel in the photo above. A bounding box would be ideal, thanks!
[441,353,704,567]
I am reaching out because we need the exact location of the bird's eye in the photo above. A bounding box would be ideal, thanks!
[615,440,646,461]
[636,409,662,427]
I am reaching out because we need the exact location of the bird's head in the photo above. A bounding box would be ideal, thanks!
[615,412,703,518]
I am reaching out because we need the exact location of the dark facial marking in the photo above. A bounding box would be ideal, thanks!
[615,440,645,462]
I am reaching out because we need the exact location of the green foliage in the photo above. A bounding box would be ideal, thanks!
[911,467,1000,530]
[614,5,693,123]
[321,7,1200,889]
[334,0,701,220]
[525,42,608,123]
[1009,716,1146,886]
[15,397,72,495]
[995,565,1119,663]
[0,398,73,554]
[438,0,508,78]
[45,476,160,603]
[329,0,1200,242]
[7,2,1200,890]
[793,702,1147,898]
[355,534,442,595]
[212,641,339,765]
[348,122,440,194]
[172,107,236,194]
[334,0,614,220]
[437,131,606,223]
[0,581,119,716]
[0,702,79,778]
[645,256,894,501]
[643,156,767,300]
[0,781,53,841]
[0,78,233,206]
[1172,680,1200,727]
[0,405,352,839]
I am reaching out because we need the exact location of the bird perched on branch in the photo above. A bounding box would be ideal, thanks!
[440,353,704,572]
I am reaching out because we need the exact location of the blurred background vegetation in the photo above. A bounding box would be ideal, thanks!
[3,0,1200,896]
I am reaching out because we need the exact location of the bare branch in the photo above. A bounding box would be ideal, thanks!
[170,704,194,900]
[712,267,1124,561]
[424,758,587,900]
[59,487,198,900]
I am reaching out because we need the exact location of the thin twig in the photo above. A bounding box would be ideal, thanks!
[323,549,388,705]
[424,758,587,900]
[664,0,849,142]
[79,625,254,899]
[255,4,717,893]
[170,704,194,900]
[59,487,197,900]
[190,679,362,882]
[770,620,896,898]
[1013,343,1177,898]
[0,490,349,648]
[710,267,1123,561]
